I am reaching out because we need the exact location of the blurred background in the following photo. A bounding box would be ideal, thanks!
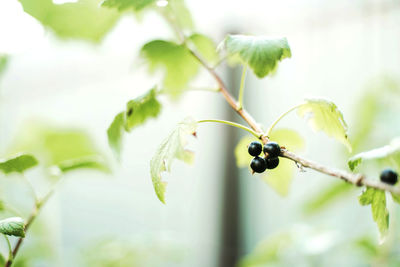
[0,0,400,266]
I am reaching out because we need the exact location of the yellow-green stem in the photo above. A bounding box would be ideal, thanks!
[198,119,261,138]
[266,104,304,136]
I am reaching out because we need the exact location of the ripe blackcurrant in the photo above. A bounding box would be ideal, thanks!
[248,141,262,156]
[263,142,281,157]
[380,168,398,185]
[266,157,279,169]
[250,156,267,173]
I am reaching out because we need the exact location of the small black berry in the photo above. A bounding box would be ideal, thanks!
[380,168,398,185]
[266,157,279,169]
[250,156,267,173]
[248,141,262,156]
[263,142,281,157]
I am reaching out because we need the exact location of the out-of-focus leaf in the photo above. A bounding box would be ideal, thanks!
[188,33,219,64]
[11,124,108,174]
[0,154,38,174]
[354,236,379,257]
[141,40,199,98]
[359,187,389,237]
[19,0,120,42]
[0,55,8,77]
[297,98,352,152]
[391,192,400,204]
[57,156,110,173]
[348,138,400,171]
[238,233,292,267]
[263,129,304,196]
[221,34,291,78]
[107,112,125,158]
[0,217,25,237]
[303,182,353,215]
[150,118,197,203]
[101,0,156,11]
[0,253,5,266]
[107,88,162,158]
[234,129,304,196]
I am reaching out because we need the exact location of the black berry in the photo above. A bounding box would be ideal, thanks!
[266,157,279,169]
[380,169,398,185]
[248,141,262,156]
[263,142,281,157]
[250,156,267,173]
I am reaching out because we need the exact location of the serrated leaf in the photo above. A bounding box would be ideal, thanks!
[222,35,291,78]
[107,112,125,158]
[348,138,400,171]
[19,0,120,42]
[188,34,219,64]
[0,217,25,237]
[359,187,389,237]
[125,88,162,131]
[297,98,352,152]
[262,129,304,196]
[101,0,156,11]
[150,118,197,203]
[141,40,199,98]
[11,124,108,174]
[0,154,38,174]
[234,129,304,196]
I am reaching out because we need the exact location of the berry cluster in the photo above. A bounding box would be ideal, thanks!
[380,168,398,185]
[248,141,281,173]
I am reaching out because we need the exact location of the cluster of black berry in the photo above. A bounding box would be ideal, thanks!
[248,141,281,173]
[380,168,398,185]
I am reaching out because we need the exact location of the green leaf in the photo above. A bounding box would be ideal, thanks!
[0,253,5,266]
[19,0,120,42]
[348,138,400,171]
[188,33,219,64]
[166,0,193,30]
[0,217,25,237]
[0,55,8,77]
[234,129,304,196]
[107,88,162,158]
[391,192,400,204]
[297,98,352,152]
[57,156,110,173]
[0,154,38,174]
[150,117,197,203]
[359,187,389,237]
[262,129,304,196]
[140,40,199,98]
[303,182,353,215]
[11,124,108,173]
[125,88,162,131]
[101,0,156,11]
[222,34,291,78]
[107,112,125,158]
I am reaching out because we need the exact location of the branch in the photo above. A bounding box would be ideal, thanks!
[5,181,58,267]
[188,45,400,195]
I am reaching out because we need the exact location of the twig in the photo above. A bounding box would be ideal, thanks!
[187,43,400,195]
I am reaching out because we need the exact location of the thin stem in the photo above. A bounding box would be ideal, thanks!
[237,65,248,110]
[5,178,62,267]
[266,103,304,136]
[3,235,12,262]
[21,174,39,204]
[198,119,261,138]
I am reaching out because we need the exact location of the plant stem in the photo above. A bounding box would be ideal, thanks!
[198,119,261,138]
[4,179,60,267]
[237,65,247,110]
[162,10,400,195]
[265,103,304,136]
[3,235,12,262]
